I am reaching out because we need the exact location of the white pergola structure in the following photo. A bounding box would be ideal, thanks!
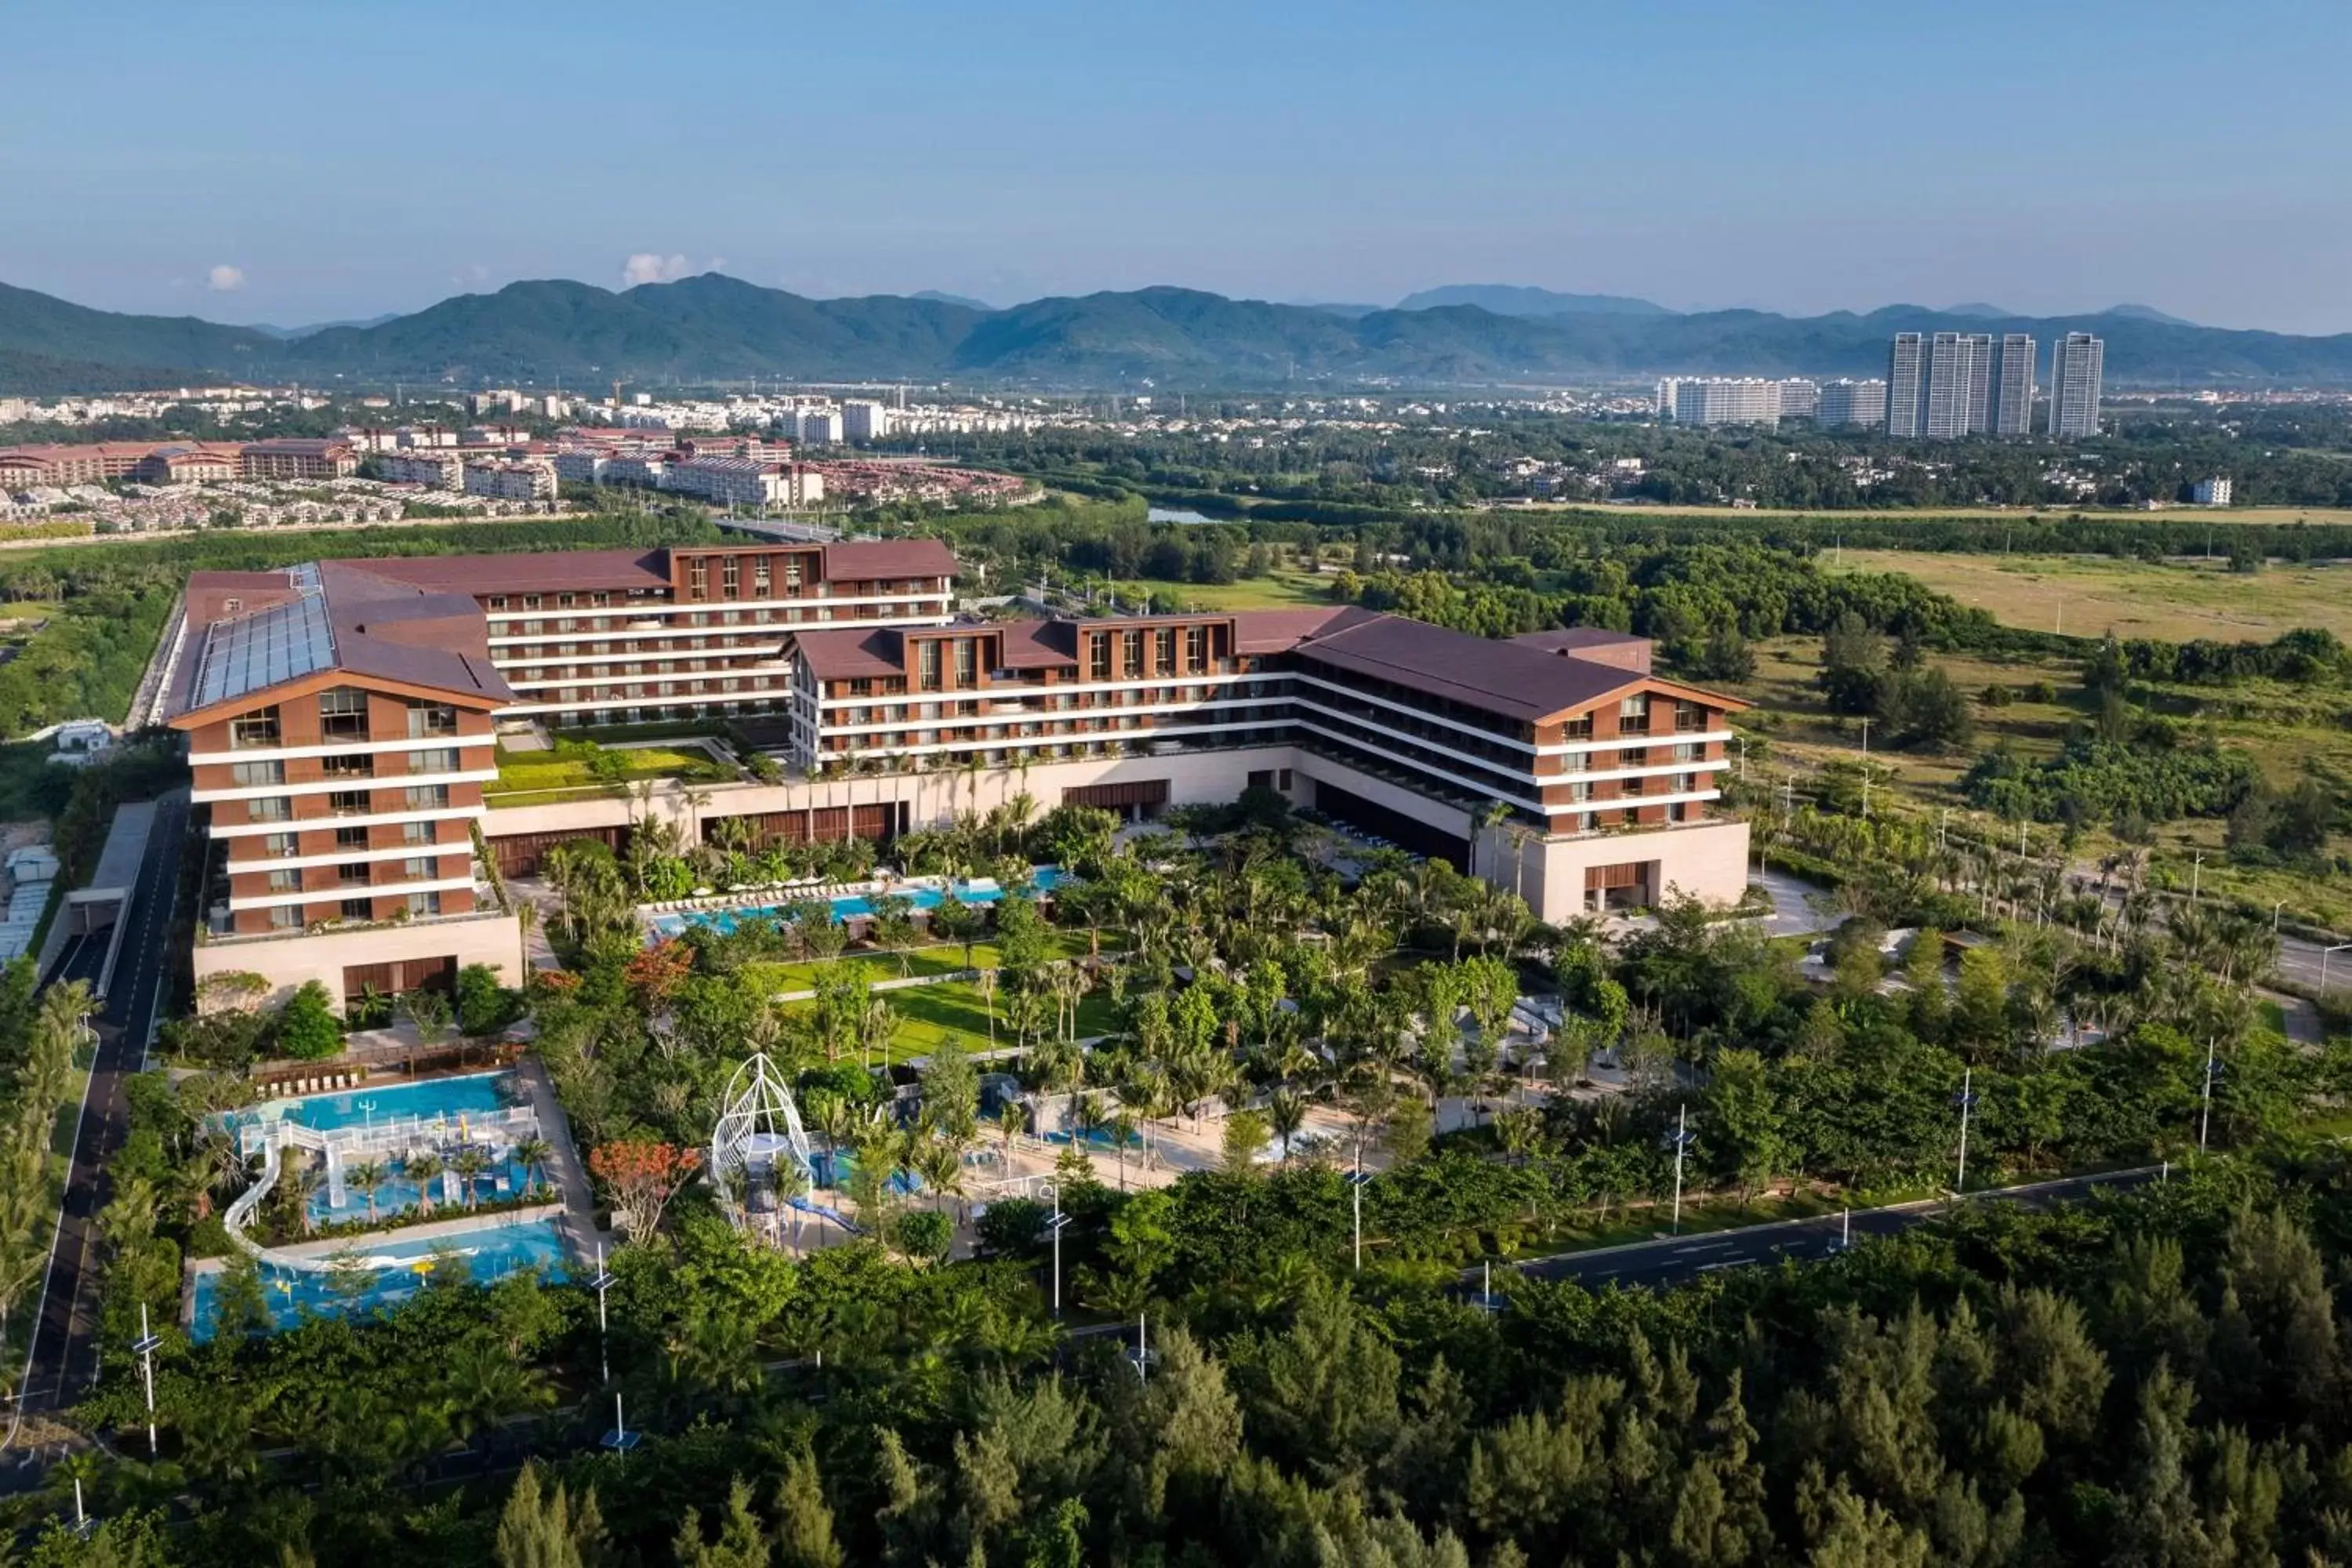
[710,1053,817,1238]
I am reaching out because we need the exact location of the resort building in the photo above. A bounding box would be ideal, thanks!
[779,607,1750,920]
[166,560,523,1006]
[159,538,1755,1007]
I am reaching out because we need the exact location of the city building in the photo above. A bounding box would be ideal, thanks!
[781,608,1749,921]
[378,451,466,488]
[165,561,523,1004]
[1664,378,1783,427]
[665,456,826,510]
[2193,476,2233,506]
[1886,334,1929,437]
[1887,331,2033,439]
[1989,334,2037,436]
[1815,379,1889,429]
[462,459,557,502]
[240,439,358,481]
[1775,379,1820,421]
[132,445,241,485]
[840,399,893,443]
[2049,332,2105,438]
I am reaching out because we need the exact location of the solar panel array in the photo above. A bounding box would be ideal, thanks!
[188,567,336,712]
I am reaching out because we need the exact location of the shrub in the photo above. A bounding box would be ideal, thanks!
[272,981,345,1061]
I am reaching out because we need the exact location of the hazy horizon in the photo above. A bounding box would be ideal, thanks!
[5,0,2348,334]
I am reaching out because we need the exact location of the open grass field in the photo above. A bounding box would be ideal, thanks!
[1096,572,1340,612]
[1491,500,2352,524]
[1729,633,2352,929]
[1835,550,2352,644]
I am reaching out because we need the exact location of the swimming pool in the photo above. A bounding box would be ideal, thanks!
[652,867,1069,939]
[188,1216,569,1340]
[234,1070,521,1136]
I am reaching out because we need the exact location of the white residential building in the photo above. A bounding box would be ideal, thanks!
[841,400,894,442]
[2192,476,2232,506]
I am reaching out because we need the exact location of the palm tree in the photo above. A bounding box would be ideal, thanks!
[1105,1109,1139,1190]
[511,1136,553,1199]
[405,1149,444,1216]
[347,1160,387,1225]
[1266,1090,1308,1163]
[993,1098,1028,1163]
[450,1145,492,1210]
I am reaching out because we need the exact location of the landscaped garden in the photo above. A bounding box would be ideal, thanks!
[484,735,740,807]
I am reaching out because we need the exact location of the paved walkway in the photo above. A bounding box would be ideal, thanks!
[515,1056,608,1266]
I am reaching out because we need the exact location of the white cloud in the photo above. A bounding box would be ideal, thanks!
[621,253,694,287]
[206,264,246,292]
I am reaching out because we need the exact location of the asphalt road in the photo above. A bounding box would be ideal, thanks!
[14,789,186,1421]
[1509,1165,2161,1293]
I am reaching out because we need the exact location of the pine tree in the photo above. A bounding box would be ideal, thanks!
[774,1447,844,1568]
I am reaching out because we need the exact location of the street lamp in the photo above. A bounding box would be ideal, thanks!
[2200,1044,2224,1152]
[1952,1069,1976,1196]
[600,1392,640,1457]
[1042,1181,1069,1316]
[2274,900,2286,933]
[1663,1104,1694,1233]
[2190,853,2204,906]
[1347,1167,1374,1272]
[2321,943,2352,998]
[131,1305,162,1460]
[588,1243,616,1386]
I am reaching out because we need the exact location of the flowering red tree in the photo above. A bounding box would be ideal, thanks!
[589,1138,702,1241]
[624,939,694,1003]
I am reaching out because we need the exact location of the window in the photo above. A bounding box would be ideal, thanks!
[753,560,771,596]
[1089,635,1112,681]
[408,891,443,919]
[487,596,506,611]
[688,558,710,600]
[1185,625,1207,673]
[408,748,457,775]
[1156,629,1177,676]
[402,820,434,845]
[523,594,541,610]
[336,825,368,849]
[337,862,371,887]
[721,557,739,597]
[229,708,281,750]
[1617,693,1652,728]
[1123,631,1145,679]
[1561,715,1594,741]
[1669,801,1690,822]
[407,702,458,738]
[557,593,576,609]
[406,784,449,810]
[247,797,291,822]
[269,906,299,931]
[267,868,300,893]
[321,753,370,778]
[402,856,436,881]
[230,759,284,788]
[223,597,244,615]
[318,686,369,741]
[262,832,297,858]
[327,789,372,816]
[339,898,372,922]
[954,639,977,689]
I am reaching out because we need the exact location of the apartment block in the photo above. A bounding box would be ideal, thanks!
[1815,379,1889,428]
[2049,332,2105,438]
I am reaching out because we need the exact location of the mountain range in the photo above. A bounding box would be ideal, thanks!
[4,274,2349,394]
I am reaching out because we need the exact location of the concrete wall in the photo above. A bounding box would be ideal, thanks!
[1486,816,1751,924]
[193,909,525,1013]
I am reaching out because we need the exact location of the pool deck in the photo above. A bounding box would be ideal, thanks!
[514,1054,610,1264]
[185,1201,568,1283]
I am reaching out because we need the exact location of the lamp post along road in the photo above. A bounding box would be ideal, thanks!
[132,1305,161,1460]
[1953,1069,1976,1196]
[589,1243,616,1386]
[1666,1104,1693,1234]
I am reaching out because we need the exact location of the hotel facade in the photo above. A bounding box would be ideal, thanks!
[163,539,1750,1009]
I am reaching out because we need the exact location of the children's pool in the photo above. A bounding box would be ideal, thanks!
[233,1070,521,1136]
[188,1217,569,1340]
[652,867,1069,939]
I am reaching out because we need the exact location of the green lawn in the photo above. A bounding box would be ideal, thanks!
[1087,572,1339,612]
[835,978,1124,1062]
[746,932,1119,995]
[485,742,736,804]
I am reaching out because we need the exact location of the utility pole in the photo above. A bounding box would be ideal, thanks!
[2199,1038,2219,1151]
[590,1243,615,1385]
[1953,1069,1975,1196]
[1668,1104,1691,1233]
[2190,852,2203,906]
[132,1305,161,1459]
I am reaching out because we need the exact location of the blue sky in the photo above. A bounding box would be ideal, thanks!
[5,1,2347,332]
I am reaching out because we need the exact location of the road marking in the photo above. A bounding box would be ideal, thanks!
[1697,1258,1755,1272]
